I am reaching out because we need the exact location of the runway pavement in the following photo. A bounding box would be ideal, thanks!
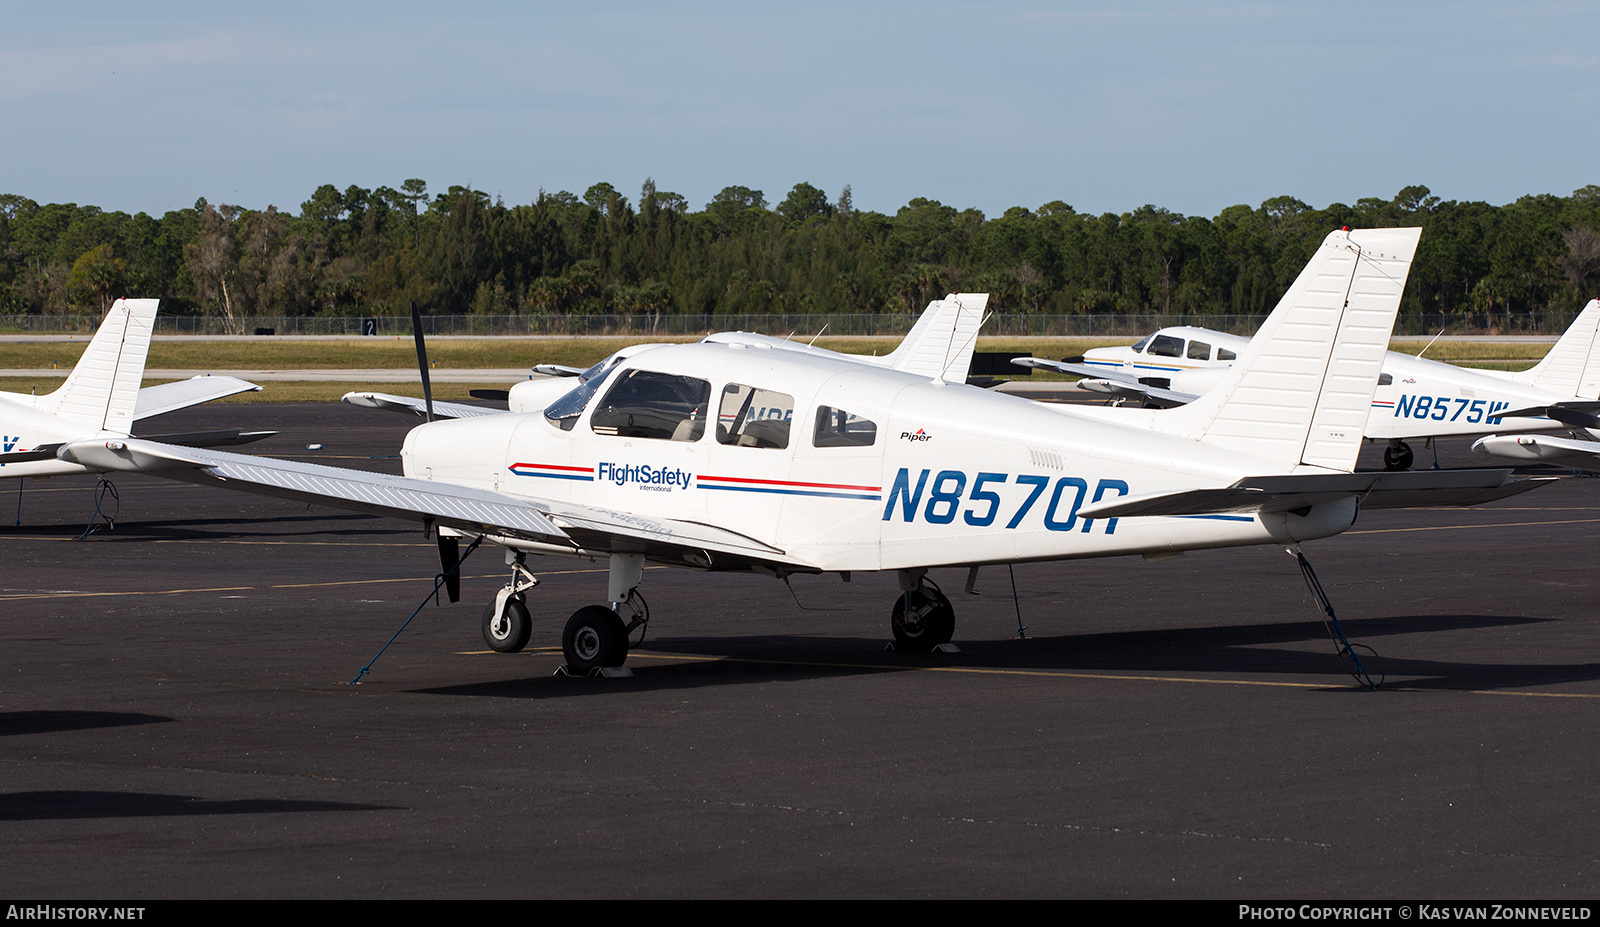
[2,403,1599,898]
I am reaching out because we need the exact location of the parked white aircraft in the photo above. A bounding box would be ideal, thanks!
[339,292,993,420]
[1021,298,1600,470]
[0,298,265,479]
[50,229,1543,675]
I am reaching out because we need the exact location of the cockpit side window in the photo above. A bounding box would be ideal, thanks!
[717,383,794,449]
[813,406,877,448]
[1187,340,1212,360]
[589,369,711,441]
[1148,334,1184,358]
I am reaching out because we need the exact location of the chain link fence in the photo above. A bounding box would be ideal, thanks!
[0,311,1583,337]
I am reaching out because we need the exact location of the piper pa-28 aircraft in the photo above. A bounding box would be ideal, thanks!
[0,298,266,480]
[50,228,1545,676]
[339,289,992,420]
[1022,296,1600,471]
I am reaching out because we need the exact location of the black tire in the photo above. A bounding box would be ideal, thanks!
[562,606,628,670]
[1383,442,1414,472]
[891,587,956,652]
[482,595,532,653]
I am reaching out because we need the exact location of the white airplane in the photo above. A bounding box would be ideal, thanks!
[339,292,993,420]
[49,229,1543,677]
[0,298,266,479]
[1021,297,1600,471]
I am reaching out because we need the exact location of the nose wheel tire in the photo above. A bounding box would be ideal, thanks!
[563,606,629,670]
[891,586,955,652]
[482,595,532,653]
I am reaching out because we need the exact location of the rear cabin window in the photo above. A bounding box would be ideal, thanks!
[716,383,794,449]
[813,406,877,448]
[1187,340,1211,360]
[589,369,711,442]
[1218,347,1237,361]
[1148,335,1184,358]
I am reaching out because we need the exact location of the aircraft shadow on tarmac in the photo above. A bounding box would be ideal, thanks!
[412,611,1600,697]
[0,710,172,737]
[0,791,398,821]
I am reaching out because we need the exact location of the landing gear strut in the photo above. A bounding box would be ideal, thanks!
[482,554,540,653]
[890,571,955,651]
[1383,440,1414,471]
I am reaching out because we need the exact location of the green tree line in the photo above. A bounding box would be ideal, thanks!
[3,180,1598,329]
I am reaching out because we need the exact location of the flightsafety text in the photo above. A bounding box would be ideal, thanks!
[597,461,693,492]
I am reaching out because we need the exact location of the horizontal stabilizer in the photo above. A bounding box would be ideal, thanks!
[1013,357,1197,407]
[533,364,586,378]
[134,376,262,420]
[341,391,505,419]
[1496,401,1600,428]
[1078,469,1549,519]
[1474,433,1600,470]
[136,429,277,449]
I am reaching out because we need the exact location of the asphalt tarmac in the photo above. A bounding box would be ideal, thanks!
[3,403,1599,899]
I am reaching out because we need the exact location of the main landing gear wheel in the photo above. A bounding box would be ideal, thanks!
[891,584,956,652]
[482,595,532,653]
[1383,441,1414,471]
[563,606,629,670]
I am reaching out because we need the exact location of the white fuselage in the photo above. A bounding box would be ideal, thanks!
[404,341,1355,575]
[0,392,118,478]
[1083,328,1576,441]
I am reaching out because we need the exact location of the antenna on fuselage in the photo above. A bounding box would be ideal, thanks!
[410,300,435,423]
[1418,327,1447,360]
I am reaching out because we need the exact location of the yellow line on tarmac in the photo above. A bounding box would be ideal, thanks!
[491,651,1600,700]
[1349,517,1600,535]
[0,566,611,601]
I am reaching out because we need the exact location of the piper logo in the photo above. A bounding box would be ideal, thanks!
[900,429,932,443]
[597,461,693,492]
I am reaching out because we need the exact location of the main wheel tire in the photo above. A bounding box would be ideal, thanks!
[482,595,532,653]
[891,587,956,652]
[562,606,629,670]
[1383,442,1414,472]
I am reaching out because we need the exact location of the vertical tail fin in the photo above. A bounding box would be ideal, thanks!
[884,293,989,381]
[1508,298,1600,399]
[1153,228,1421,472]
[35,298,159,436]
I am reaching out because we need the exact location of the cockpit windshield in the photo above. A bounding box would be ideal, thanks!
[543,356,622,431]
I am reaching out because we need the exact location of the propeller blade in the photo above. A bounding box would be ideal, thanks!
[438,535,461,604]
[411,300,435,423]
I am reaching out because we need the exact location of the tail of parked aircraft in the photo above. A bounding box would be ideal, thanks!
[1146,228,1422,472]
[883,293,989,382]
[31,298,159,436]
[1507,298,1600,399]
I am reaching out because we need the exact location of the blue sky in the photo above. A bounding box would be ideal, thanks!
[4,2,1597,219]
